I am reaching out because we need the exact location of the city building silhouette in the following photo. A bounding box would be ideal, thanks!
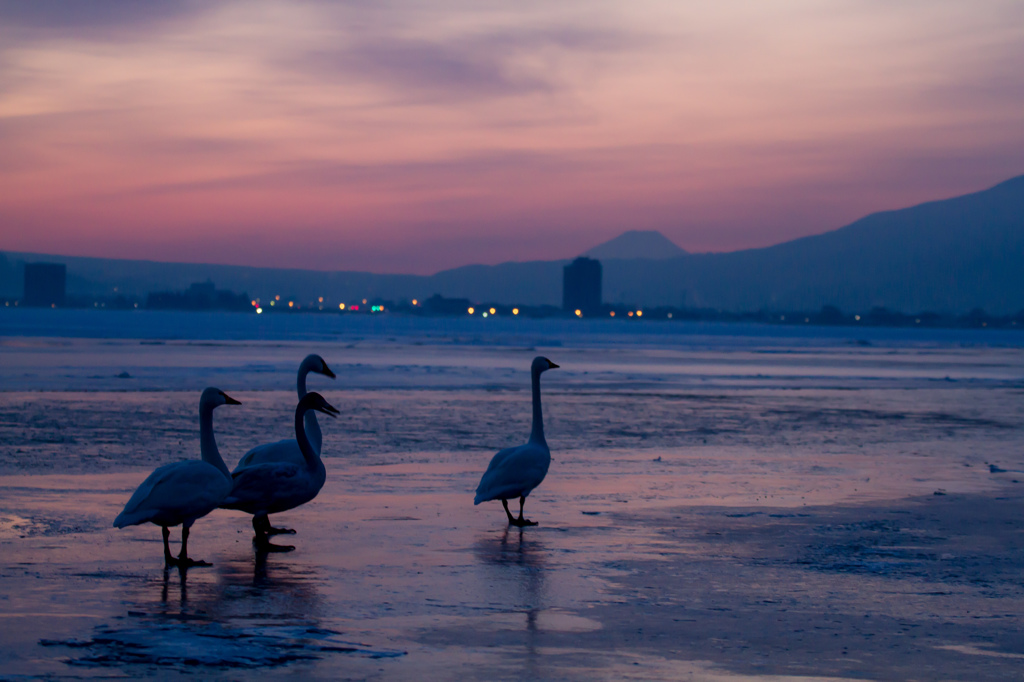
[562,257,602,314]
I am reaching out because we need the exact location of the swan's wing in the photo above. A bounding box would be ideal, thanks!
[222,462,304,509]
[484,445,520,472]
[114,461,229,527]
[474,442,551,504]
[233,439,304,472]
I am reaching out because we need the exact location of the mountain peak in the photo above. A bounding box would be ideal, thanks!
[582,230,687,260]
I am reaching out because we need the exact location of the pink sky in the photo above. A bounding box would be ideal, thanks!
[1,0,1022,274]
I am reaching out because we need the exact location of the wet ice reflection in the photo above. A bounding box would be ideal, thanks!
[41,550,404,671]
[475,527,546,615]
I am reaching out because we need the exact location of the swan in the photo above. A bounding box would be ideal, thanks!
[233,354,335,470]
[113,387,240,567]
[474,356,559,527]
[221,392,339,551]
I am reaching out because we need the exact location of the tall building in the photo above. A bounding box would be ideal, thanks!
[562,257,602,314]
[23,263,66,307]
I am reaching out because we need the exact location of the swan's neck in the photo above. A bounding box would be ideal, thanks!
[199,403,230,478]
[297,362,322,453]
[297,362,311,398]
[295,406,322,471]
[528,367,546,445]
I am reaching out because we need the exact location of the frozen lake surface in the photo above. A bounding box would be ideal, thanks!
[1,310,1023,679]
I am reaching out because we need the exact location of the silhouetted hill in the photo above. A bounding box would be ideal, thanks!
[582,230,686,260]
[3,175,1022,314]
[600,174,1024,313]
[0,252,422,304]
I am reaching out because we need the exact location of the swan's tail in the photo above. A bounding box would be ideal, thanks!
[113,510,147,528]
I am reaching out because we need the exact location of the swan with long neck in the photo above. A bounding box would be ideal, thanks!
[113,387,239,567]
[474,356,559,526]
[233,354,335,472]
[221,392,339,551]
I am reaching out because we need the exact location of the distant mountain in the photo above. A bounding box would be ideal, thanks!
[600,174,1024,313]
[0,251,424,304]
[582,230,686,260]
[3,175,1022,314]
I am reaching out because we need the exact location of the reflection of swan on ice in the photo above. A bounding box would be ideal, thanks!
[114,388,239,568]
[474,357,559,527]
[233,354,335,470]
[221,393,339,551]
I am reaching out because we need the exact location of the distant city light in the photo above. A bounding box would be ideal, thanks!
[915,318,920,323]
[339,303,345,310]
[489,308,496,315]
[667,313,673,319]
[512,308,519,315]
[288,301,294,308]
[275,295,280,301]
[412,299,418,306]
[482,312,488,318]
[575,309,582,317]
[318,297,323,303]
[270,300,275,306]
[636,310,643,317]
[351,305,359,311]
[610,311,615,317]
[780,314,785,320]
[854,315,860,321]
[362,299,367,304]
[804,317,809,322]
[256,307,263,314]
[468,307,475,315]
[251,300,256,306]
[628,311,633,317]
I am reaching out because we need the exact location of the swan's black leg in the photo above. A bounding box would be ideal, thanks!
[512,496,538,527]
[177,525,212,568]
[162,526,177,566]
[253,514,294,552]
[502,499,517,525]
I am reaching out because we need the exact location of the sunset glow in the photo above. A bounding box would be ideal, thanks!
[1,1,1022,272]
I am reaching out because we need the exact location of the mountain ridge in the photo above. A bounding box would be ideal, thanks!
[581,230,686,260]
[2,174,1022,314]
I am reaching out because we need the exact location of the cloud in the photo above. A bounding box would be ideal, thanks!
[283,24,648,102]
[0,0,211,39]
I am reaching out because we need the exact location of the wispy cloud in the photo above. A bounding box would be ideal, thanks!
[0,0,1022,272]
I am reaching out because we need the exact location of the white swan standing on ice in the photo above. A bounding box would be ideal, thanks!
[113,387,240,567]
[233,354,335,470]
[474,356,559,527]
[221,392,339,551]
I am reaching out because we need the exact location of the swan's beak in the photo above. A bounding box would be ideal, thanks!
[548,362,560,369]
[321,362,337,379]
[318,401,341,418]
[222,392,242,405]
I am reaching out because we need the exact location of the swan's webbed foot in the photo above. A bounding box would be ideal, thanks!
[253,515,295,537]
[162,526,213,567]
[502,497,540,527]
[503,496,538,527]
